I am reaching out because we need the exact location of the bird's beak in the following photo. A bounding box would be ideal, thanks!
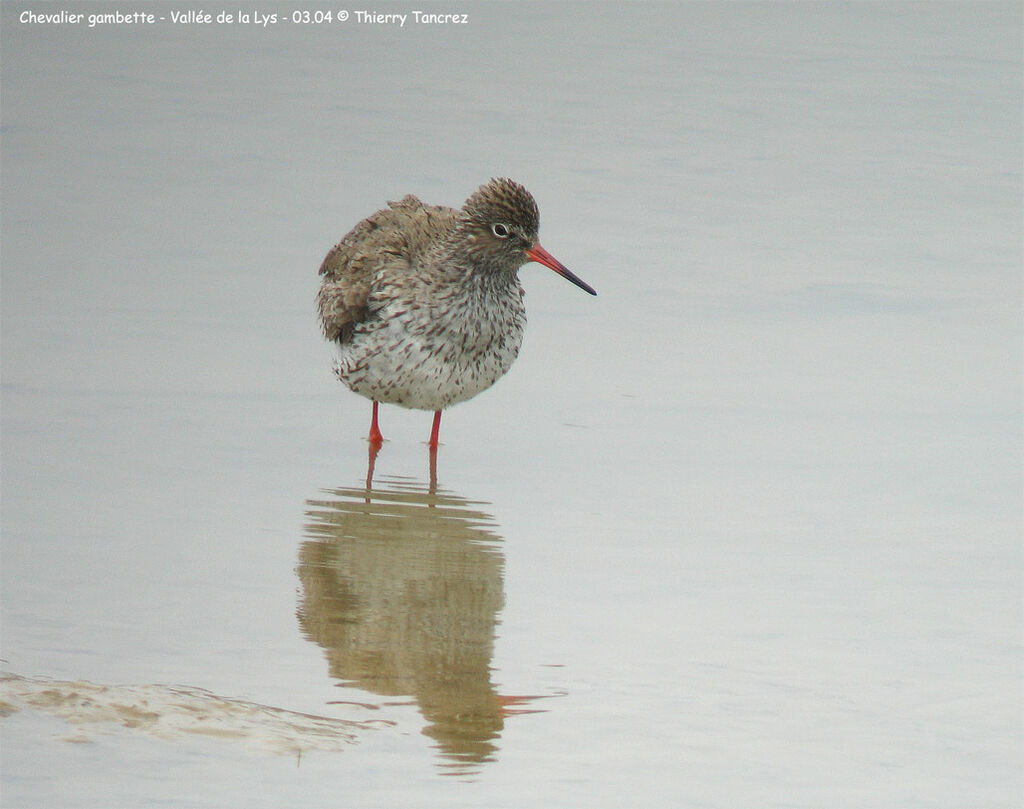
[524,243,597,296]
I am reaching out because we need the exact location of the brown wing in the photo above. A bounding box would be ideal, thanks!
[317,194,458,343]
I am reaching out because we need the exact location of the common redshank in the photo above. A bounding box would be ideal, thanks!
[318,178,596,447]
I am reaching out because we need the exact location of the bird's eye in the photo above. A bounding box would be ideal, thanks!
[491,223,511,238]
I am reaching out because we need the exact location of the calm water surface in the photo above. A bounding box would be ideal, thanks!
[2,2,1021,807]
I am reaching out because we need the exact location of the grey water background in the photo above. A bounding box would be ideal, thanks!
[1,2,1021,806]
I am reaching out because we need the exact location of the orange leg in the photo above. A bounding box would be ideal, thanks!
[428,410,442,448]
[365,439,379,493]
[368,401,384,445]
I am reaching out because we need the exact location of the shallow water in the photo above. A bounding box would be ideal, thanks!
[2,2,1021,806]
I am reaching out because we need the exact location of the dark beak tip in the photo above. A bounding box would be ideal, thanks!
[568,275,597,297]
[526,243,596,297]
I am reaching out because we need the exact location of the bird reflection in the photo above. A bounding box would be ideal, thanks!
[298,475,547,775]
[365,440,438,492]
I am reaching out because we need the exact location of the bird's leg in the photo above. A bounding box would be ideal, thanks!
[368,401,384,445]
[365,440,379,494]
[428,410,442,448]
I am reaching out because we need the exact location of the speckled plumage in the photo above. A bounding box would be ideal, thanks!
[317,178,595,444]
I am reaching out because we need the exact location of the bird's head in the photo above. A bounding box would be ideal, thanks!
[458,178,596,295]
